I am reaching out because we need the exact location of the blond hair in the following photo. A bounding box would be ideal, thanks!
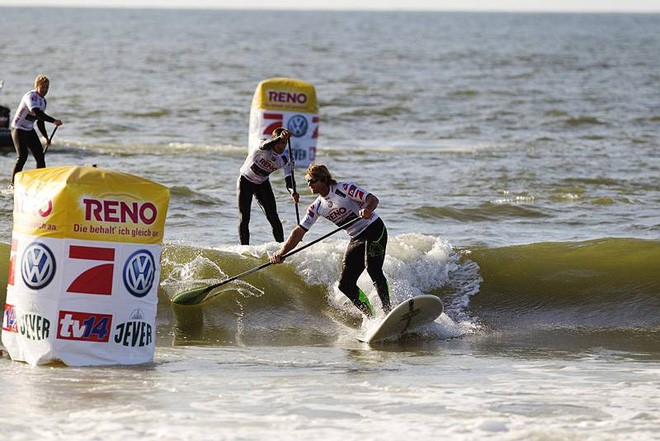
[306,163,337,186]
[34,75,50,88]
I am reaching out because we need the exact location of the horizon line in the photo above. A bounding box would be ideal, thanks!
[1,5,659,13]
[1,1,659,13]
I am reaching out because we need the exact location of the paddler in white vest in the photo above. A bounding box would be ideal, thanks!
[10,74,63,186]
[237,127,299,245]
[270,163,391,317]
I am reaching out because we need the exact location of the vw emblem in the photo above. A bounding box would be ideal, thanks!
[123,250,156,298]
[287,115,308,137]
[21,242,56,290]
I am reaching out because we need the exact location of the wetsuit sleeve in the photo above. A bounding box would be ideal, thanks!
[36,120,48,138]
[285,175,294,191]
[260,137,281,151]
[32,108,56,124]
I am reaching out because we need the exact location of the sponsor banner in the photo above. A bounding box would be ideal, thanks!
[2,298,156,366]
[2,292,59,366]
[2,166,169,366]
[54,306,155,366]
[249,77,319,168]
[12,165,168,243]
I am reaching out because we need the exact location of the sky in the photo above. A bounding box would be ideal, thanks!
[2,0,660,13]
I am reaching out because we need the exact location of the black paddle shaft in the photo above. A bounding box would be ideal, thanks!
[286,138,300,224]
[44,126,58,153]
[184,217,360,300]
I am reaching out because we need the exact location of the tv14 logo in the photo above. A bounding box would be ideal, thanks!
[57,311,112,342]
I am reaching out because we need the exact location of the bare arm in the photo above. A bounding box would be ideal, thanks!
[359,194,379,219]
[270,225,307,263]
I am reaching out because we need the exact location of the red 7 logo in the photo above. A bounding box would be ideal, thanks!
[67,245,115,295]
[312,116,319,139]
[263,112,283,136]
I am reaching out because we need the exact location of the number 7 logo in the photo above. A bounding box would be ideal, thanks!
[67,245,115,295]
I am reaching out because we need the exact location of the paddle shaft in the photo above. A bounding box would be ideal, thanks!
[44,125,58,153]
[193,217,360,297]
[286,138,300,224]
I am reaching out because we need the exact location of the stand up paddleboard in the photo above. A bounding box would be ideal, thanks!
[359,295,444,343]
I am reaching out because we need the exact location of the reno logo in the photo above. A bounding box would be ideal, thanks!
[327,207,348,222]
[257,157,278,173]
[21,242,57,290]
[14,190,53,218]
[123,250,156,298]
[287,114,308,137]
[267,90,308,105]
[82,198,157,225]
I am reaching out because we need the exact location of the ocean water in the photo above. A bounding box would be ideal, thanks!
[0,7,659,441]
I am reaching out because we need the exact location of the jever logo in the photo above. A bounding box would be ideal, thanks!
[123,250,156,298]
[21,242,57,290]
[114,308,153,347]
[18,312,51,340]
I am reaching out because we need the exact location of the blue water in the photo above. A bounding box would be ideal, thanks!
[0,8,659,441]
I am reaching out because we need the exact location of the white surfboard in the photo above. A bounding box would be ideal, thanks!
[359,295,444,343]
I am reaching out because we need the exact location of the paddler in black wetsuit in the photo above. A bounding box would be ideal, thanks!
[237,127,299,245]
[270,163,391,317]
[10,74,63,187]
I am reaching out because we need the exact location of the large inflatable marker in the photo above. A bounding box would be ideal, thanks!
[249,77,319,168]
[1,165,169,366]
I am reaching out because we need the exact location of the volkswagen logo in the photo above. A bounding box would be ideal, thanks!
[123,250,156,298]
[21,242,56,290]
[287,114,308,137]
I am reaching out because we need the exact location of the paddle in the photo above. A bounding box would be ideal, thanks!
[172,217,360,305]
[44,125,58,154]
[286,137,300,224]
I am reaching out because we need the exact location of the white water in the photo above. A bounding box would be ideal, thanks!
[2,344,658,441]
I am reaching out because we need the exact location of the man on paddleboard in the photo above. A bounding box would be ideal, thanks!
[237,127,299,245]
[270,163,391,317]
[10,74,63,187]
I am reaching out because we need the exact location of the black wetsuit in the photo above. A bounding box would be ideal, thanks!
[300,181,391,316]
[339,217,391,315]
[237,176,285,245]
[236,138,293,245]
[11,90,55,185]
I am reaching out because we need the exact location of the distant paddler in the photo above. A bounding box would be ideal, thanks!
[10,74,63,187]
[270,164,391,317]
[237,127,299,245]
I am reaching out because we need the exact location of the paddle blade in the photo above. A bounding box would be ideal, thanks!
[171,285,214,305]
